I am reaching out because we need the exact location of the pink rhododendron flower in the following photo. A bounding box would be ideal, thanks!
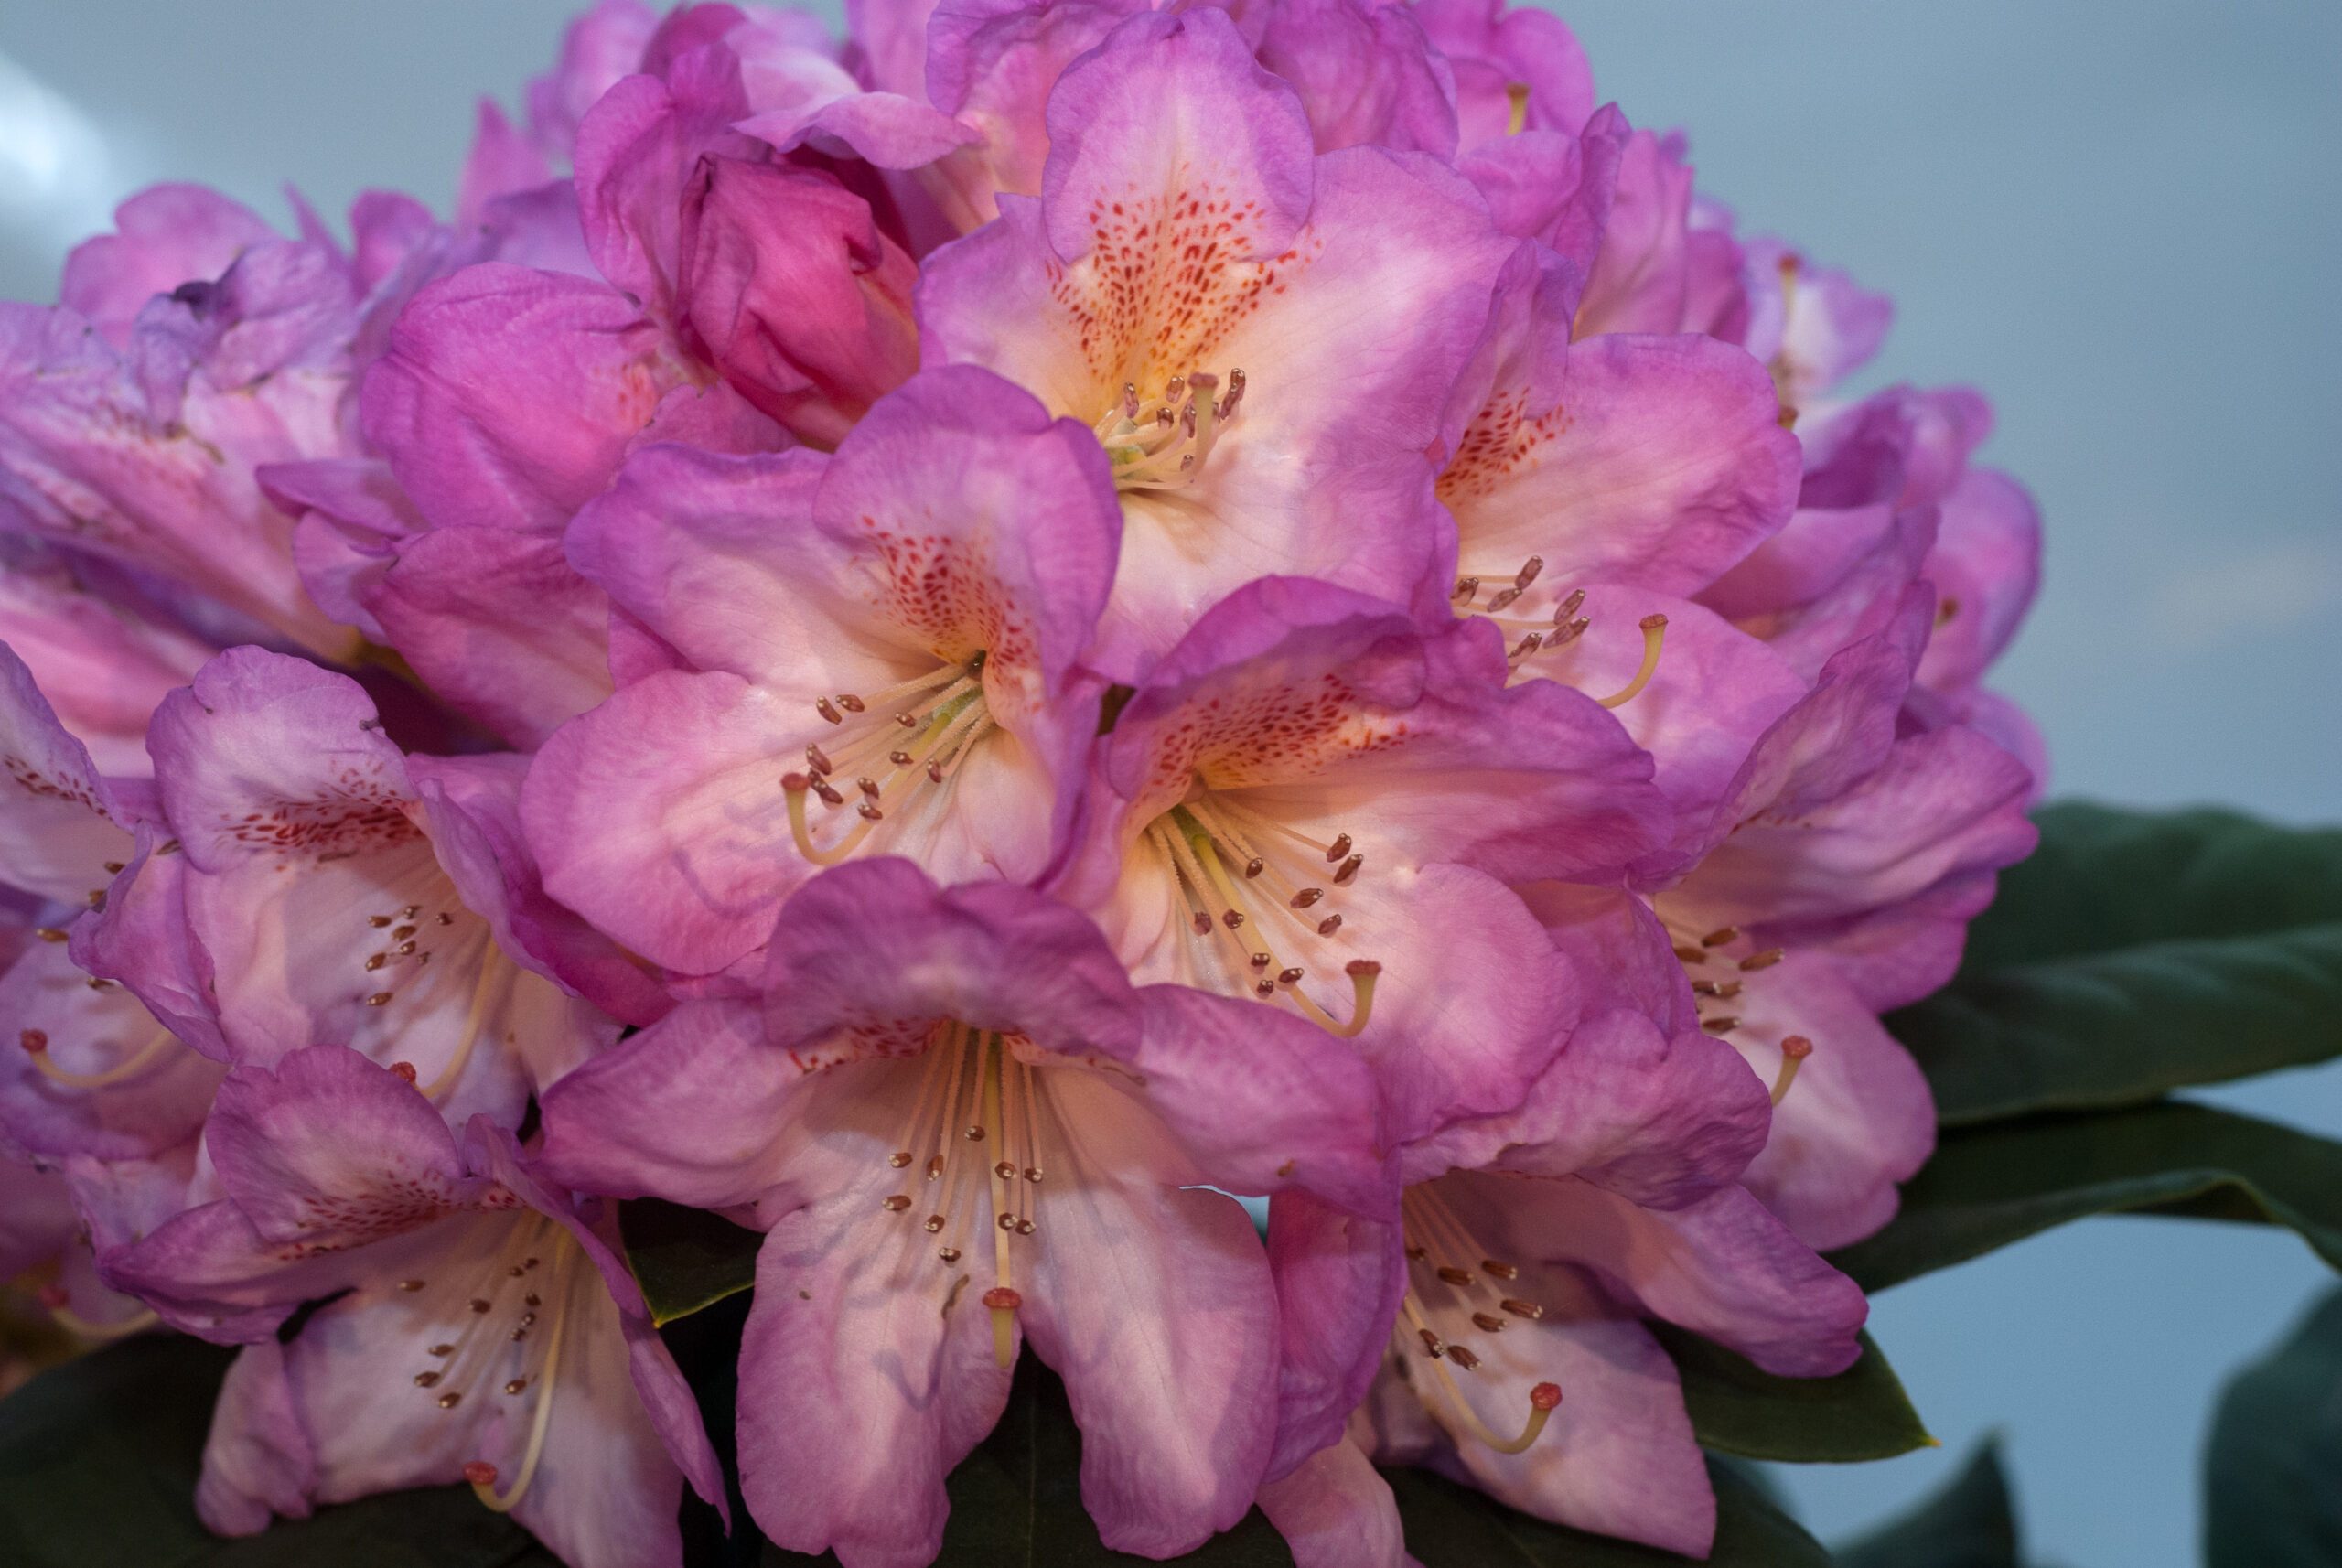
[538,859,1389,1564]
[103,1045,725,1568]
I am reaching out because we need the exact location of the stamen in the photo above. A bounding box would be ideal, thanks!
[1771,1036,1813,1107]
[24,1023,180,1090]
[418,948,510,1103]
[1595,615,1669,709]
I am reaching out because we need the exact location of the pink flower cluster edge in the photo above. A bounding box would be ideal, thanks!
[0,2,2045,1564]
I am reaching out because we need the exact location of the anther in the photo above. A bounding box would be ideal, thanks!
[1221,909,1245,929]
[365,954,388,971]
[1244,857,1264,878]
[1436,1266,1475,1287]
[964,1125,985,1142]
[882,1195,912,1212]
[805,745,833,774]
[392,924,416,941]
[1673,945,1707,964]
[1278,967,1305,985]
[815,698,843,725]
[1554,588,1586,623]
[1703,1015,1741,1035]
[1255,980,1276,997]
[1015,1219,1036,1236]
[813,779,846,806]
[1326,833,1352,862]
[1192,912,1214,936]
[369,914,392,928]
[1692,980,1742,999]
[926,760,945,784]
[1702,926,1739,947]
[1251,952,1272,971]
[889,750,914,768]
[1447,1346,1483,1371]
[438,1392,463,1409]
[889,1151,913,1168]
[835,695,865,714]
[1418,1328,1445,1359]
[896,711,919,728]
[1023,1167,1043,1183]
[926,1155,947,1179]
[1485,587,1520,613]
[1473,1313,1508,1334]
[468,1297,490,1313]
[857,803,884,822]
[1500,1298,1543,1320]
[1740,948,1786,972]
[938,1247,962,1263]
[1481,1260,1519,1280]
[430,1343,455,1356]
[35,927,67,942]
[414,1371,442,1388]
[1290,887,1324,908]
[366,992,392,1007]
[398,1279,426,1292]
[504,1378,529,1395]
[1515,556,1544,590]
[1454,576,1481,604]
[1334,854,1362,885]
[857,778,881,800]
[1317,914,1343,936]
[994,1161,1017,1181]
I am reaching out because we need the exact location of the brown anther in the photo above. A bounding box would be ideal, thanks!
[888,750,914,768]
[523,1293,541,1307]
[510,1328,530,1342]
[1244,857,1264,879]
[1555,588,1586,621]
[1510,634,1546,659]
[429,1343,455,1357]
[85,977,114,992]
[85,890,104,911]
[896,711,919,728]
[1485,587,1521,614]
[392,924,416,941]
[398,1279,426,1292]
[17,1029,46,1055]
[435,912,454,926]
[364,954,388,972]
[994,1161,1017,1180]
[889,1151,914,1168]
[1703,1015,1742,1035]
[1251,952,1273,970]
[882,1195,912,1212]
[1326,833,1353,862]
[102,860,124,874]
[983,1287,1023,1310]
[414,1370,442,1388]
[964,1125,986,1142]
[812,779,846,806]
[1024,1167,1043,1183]
[1472,1313,1508,1334]
[1481,1260,1519,1281]
[1418,1328,1445,1358]
[393,942,416,957]
[365,992,393,1007]
[1701,926,1739,948]
[1222,909,1246,929]
[368,914,392,928]
[1290,887,1325,908]
[467,1297,490,1313]
[1436,1266,1475,1287]
[1015,1219,1036,1235]
[1501,1298,1543,1320]
[1277,966,1305,985]
[1453,576,1481,603]
[1515,556,1544,590]
[854,777,880,800]
[814,698,843,725]
[938,1247,962,1263]
[504,1378,529,1395]
[1938,596,1961,626]
[1122,382,1140,418]
[1317,914,1343,936]
[1191,912,1214,936]
[1672,945,1707,964]
[1334,854,1362,885]
[437,1392,463,1410]
[924,1215,945,1233]
[857,803,884,822]
[1739,948,1786,972]
[33,927,67,943]
[925,759,946,785]
[1553,615,1591,644]
[926,1155,947,1180]
[1691,980,1742,999]
[997,1213,1018,1231]
[805,745,833,774]
[1405,1245,1428,1261]
[1447,1346,1483,1371]
[1254,980,1276,997]
[835,694,865,714]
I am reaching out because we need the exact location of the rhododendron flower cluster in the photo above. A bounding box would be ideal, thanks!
[0,2,2041,1564]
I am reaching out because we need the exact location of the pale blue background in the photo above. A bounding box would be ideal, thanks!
[1,4,2337,1563]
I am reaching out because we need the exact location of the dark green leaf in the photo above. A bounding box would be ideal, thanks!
[1391,1454,1830,1567]
[1656,1325,1934,1463]
[1890,803,2342,1125]
[2204,1285,2342,1567]
[621,1197,761,1326]
[1831,1101,2342,1292]
[0,1334,558,1566]
[1834,1437,2021,1568]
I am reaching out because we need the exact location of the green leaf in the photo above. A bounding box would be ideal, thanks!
[2204,1285,2342,1567]
[1889,802,2342,1125]
[0,1334,559,1566]
[1656,1325,1934,1463]
[1834,1437,2022,1568]
[620,1197,761,1326]
[1830,1101,2342,1292]
[1390,1454,1831,1567]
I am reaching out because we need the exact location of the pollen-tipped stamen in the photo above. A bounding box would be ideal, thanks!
[1770,1036,1813,1106]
